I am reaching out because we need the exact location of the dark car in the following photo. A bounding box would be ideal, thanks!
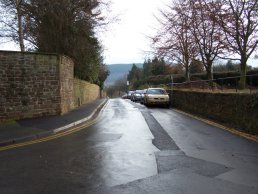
[127,91,134,99]
[139,89,146,104]
[131,90,142,102]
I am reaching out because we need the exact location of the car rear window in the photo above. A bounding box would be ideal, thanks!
[147,89,167,94]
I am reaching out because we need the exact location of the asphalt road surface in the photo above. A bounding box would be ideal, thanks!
[0,99,258,194]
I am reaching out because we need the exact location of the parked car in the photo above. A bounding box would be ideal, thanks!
[131,90,143,102]
[127,91,134,99]
[122,94,127,99]
[144,88,170,107]
[139,89,146,104]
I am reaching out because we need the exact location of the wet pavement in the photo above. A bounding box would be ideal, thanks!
[0,99,106,145]
[0,98,258,194]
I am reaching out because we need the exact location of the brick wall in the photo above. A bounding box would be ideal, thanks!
[172,90,258,135]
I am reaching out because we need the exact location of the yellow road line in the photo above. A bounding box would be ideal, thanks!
[173,109,258,143]
[0,117,99,152]
[0,100,108,152]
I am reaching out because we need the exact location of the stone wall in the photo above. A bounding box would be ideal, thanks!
[0,51,102,122]
[60,56,74,114]
[172,90,258,135]
[0,51,63,121]
[73,78,100,108]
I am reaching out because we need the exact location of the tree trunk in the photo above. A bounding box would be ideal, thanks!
[185,64,190,82]
[206,62,214,88]
[239,60,247,89]
[16,0,25,52]
[206,63,213,80]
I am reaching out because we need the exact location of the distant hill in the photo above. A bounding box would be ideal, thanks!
[105,63,143,86]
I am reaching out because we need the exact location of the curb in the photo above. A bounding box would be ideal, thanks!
[53,99,107,133]
[173,108,258,143]
[0,99,108,147]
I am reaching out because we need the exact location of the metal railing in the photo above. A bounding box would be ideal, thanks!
[168,74,258,93]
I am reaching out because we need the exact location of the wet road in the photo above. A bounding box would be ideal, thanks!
[0,99,258,194]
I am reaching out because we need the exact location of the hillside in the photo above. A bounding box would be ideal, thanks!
[105,63,143,86]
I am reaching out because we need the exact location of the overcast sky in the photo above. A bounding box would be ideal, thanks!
[101,0,258,66]
[1,0,257,67]
[0,0,169,64]
[99,0,170,64]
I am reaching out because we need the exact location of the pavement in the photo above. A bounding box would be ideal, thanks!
[0,98,108,147]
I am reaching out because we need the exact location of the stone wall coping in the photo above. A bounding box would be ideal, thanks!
[0,50,73,61]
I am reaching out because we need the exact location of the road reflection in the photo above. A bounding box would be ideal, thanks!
[87,99,158,186]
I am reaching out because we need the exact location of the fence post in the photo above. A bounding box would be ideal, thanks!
[235,77,238,92]
[170,75,173,107]
[249,75,252,94]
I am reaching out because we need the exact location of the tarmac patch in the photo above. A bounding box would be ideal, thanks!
[156,153,233,177]
[141,112,179,150]
[93,168,254,194]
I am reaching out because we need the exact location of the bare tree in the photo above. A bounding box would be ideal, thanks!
[0,0,25,51]
[189,0,225,81]
[213,0,258,89]
[152,0,197,81]
[15,0,24,51]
